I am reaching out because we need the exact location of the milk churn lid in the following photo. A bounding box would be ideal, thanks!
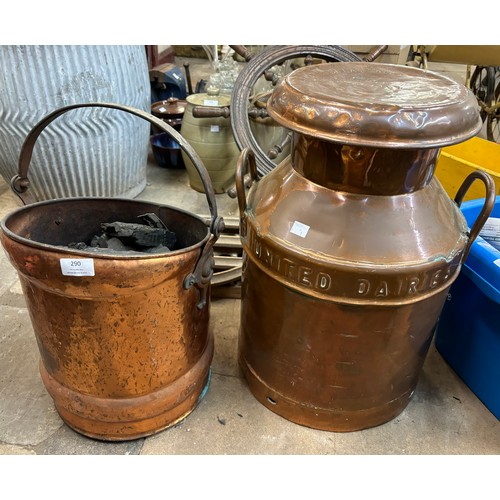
[267,62,482,148]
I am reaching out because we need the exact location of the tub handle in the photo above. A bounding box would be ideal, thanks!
[11,102,225,309]
[235,148,259,237]
[454,169,496,262]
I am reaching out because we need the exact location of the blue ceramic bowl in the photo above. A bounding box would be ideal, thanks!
[150,133,185,169]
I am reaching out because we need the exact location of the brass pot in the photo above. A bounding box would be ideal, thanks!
[236,63,496,432]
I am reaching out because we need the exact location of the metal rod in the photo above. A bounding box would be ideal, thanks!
[183,62,193,95]
[363,45,389,62]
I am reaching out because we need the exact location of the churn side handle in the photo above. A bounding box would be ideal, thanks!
[454,169,496,262]
[11,102,225,309]
[235,148,259,238]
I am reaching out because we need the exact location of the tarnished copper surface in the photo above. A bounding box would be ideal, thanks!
[238,158,468,431]
[1,198,213,440]
[237,61,495,432]
[239,259,448,431]
[267,62,482,149]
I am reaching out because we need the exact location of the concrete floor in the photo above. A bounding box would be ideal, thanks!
[0,49,499,461]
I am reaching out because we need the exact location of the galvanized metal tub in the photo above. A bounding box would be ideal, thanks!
[0,103,224,441]
[0,45,150,201]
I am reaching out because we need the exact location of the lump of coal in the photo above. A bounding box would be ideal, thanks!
[100,222,173,248]
[104,237,132,251]
[90,234,109,248]
[68,241,88,250]
[61,213,177,254]
[100,214,177,249]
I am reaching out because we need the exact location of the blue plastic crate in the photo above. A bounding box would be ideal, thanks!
[435,196,500,419]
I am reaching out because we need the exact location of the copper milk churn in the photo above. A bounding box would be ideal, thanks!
[235,62,495,432]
